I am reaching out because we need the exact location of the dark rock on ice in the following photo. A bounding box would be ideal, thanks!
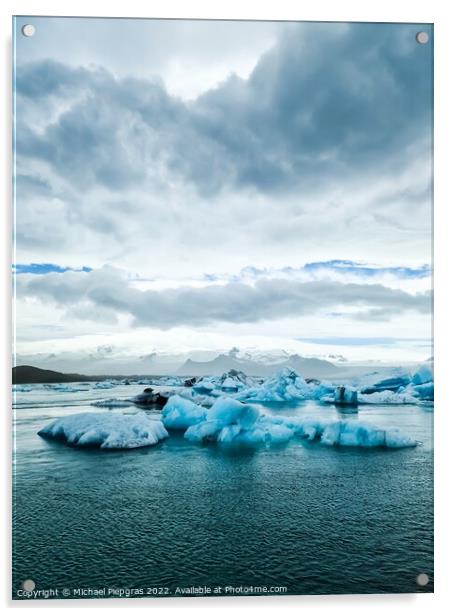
[132,389,170,409]
[334,386,358,408]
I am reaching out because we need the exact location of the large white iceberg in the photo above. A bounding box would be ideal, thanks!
[38,412,168,449]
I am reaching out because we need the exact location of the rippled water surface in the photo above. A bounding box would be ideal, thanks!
[12,383,433,598]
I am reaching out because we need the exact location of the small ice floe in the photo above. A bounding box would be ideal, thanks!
[358,390,419,405]
[45,383,87,393]
[12,384,33,392]
[91,398,133,409]
[38,412,168,449]
[94,381,116,389]
[192,379,216,393]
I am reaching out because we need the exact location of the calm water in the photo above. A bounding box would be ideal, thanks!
[12,383,433,599]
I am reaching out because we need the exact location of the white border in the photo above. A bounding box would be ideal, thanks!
[1,1,451,614]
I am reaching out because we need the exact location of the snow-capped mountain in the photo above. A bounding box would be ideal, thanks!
[176,350,339,378]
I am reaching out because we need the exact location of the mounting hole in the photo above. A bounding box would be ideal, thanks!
[416,573,429,586]
[21,579,36,591]
[416,31,429,44]
[21,24,36,37]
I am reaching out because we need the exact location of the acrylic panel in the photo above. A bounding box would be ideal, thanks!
[12,16,433,600]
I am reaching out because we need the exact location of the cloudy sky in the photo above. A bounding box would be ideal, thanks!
[13,17,433,372]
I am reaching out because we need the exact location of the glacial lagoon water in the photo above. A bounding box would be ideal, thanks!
[12,383,433,598]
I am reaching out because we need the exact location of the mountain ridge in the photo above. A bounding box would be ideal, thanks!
[176,353,339,378]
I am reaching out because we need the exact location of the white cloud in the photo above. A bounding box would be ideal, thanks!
[13,19,432,366]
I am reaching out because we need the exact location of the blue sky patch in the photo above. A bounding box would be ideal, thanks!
[13,263,92,275]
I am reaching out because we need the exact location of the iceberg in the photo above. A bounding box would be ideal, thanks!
[412,382,434,400]
[318,419,416,448]
[184,397,290,445]
[207,397,260,428]
[192,379,216,393]
[217,422,294,445]
[361,374,411,394]
[219,369,251,390]
[38,412,168,449]
[412,362,433,386]
[94,381,116,389]
[238,367,311,402]
[358,390,419,405]
[221,376,239,391]
[161,395,207,429]
[45,383,87,392]
[180,396,416,449]
[267,415,416,449]
[357,362,434,404]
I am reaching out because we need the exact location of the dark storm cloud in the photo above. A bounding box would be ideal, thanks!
[15,59,89,99]
[16,22,432,195]
[16,267,431,329]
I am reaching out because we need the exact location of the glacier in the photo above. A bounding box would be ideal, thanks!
[38,412,168,449]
